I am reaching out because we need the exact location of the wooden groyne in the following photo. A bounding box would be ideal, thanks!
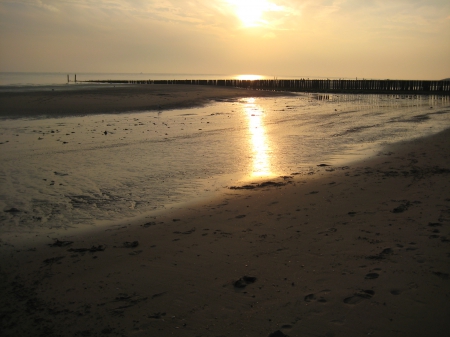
[85,79,450,94]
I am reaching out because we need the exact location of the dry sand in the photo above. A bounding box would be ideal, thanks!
[1,86,449,337]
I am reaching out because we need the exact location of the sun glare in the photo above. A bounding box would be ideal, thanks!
[226,0,283,27]
[236,74,264,80]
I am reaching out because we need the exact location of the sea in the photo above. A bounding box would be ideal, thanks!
[1,72,450,233]
[0,72,241,86]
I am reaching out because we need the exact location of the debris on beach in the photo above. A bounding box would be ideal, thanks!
[230,181,289,190]
[4,208,20,213]
[68,245,106,253]
[43,256,64,265]
[48,239,74,247]
[123,241,139,248]
[392,201,412,213]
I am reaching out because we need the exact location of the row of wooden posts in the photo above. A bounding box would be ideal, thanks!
[84,78,450,94]
[67,74,77,83]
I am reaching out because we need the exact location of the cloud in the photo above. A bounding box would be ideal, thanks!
[2,0,448,40]
[1,0,449,78]
[36,0,58,12]
[0,0,60,12]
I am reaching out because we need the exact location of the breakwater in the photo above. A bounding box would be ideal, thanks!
[85,79,450,94]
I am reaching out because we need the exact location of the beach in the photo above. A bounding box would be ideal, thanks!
[1,85,450,337]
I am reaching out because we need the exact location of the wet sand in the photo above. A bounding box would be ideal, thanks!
[1,86,450,336]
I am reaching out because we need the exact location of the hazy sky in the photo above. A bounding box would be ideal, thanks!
[0,0,449,79]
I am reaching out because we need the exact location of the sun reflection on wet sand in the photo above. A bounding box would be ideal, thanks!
[242,98,273,178]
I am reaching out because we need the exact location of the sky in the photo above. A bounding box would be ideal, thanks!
[0,0,449,79]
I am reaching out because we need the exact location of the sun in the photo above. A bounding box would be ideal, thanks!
[226,0,283,28]
[236,74,264,80]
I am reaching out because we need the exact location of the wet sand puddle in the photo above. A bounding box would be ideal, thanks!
[0,93,449,231]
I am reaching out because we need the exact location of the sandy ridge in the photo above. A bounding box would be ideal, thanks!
[0,84,294,118]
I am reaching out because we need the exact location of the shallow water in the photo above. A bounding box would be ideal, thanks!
[1,93,449,231]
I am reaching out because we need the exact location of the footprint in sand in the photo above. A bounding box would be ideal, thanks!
[304,294,315,302]
[390,289,402,295]
[268,330,289,337]
[366,248,392,260]
[304,290,330,303]
[433,272,449,280]
[318,228,337,235]
[344,290,374,304]
[365,272,379,279]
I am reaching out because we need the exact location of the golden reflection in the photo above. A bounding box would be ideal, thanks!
[242,98,273,177]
